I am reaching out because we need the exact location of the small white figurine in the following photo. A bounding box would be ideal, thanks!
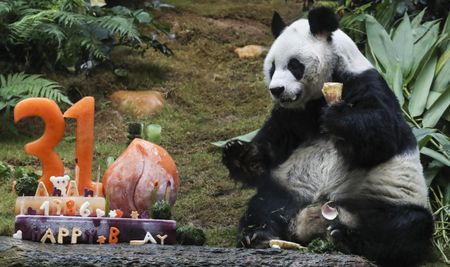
[13,230,22,239]
[50,175,70,196]
[108,210,117,218]
[96,208,105,218]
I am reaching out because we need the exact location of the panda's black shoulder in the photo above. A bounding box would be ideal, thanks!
[340,68,417,154]
[341,68,401,112]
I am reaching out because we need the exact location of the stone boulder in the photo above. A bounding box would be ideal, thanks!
[110,90,165,118]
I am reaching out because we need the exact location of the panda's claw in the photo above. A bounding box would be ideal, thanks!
[245,235,251,245]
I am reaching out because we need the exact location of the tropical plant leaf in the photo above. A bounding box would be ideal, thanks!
[408,22,440,83]
[426,91,442,109]
[424,160,443,186]
[392,13,413,77]
[409,55,437,117]
[421,147,450,167]
[211,130,259,147]
[411,8,425,28]
[134,10,152,24]
[432,50,450,93]
[412,127,436,148]
[386,63,404,105]
[365,15,399,72]
[423,87,450,127]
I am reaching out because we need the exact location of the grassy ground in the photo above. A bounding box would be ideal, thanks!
[0,0,303,247]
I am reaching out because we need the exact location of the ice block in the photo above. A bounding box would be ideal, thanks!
[15,196,105,216]
[15,215,176,244]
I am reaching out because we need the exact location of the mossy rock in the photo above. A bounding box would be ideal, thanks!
[307,238,338,254]
[14,168,39,196]
[176,224,206,246]
[151,200,172,220]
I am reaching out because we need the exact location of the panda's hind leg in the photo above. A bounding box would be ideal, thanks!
[237,183,299,248]
[329,201,434,267]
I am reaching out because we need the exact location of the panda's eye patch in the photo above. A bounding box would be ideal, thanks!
[287,58,305,80]
[269,62,275,79]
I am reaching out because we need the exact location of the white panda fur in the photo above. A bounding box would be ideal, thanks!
[222,7,433,267]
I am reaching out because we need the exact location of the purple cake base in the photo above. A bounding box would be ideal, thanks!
[15,215,176,244]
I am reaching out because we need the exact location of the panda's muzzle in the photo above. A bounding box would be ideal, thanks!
[270,86,302,104]
[270,86,285,97]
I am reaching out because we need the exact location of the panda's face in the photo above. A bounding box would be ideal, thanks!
[264,19,335,109]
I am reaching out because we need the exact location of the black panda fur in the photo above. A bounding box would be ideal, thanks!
[222,7,433,267]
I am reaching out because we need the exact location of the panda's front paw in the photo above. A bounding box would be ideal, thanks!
[320,101,351,135]
[222,140,266,184]
[237,230,275,249]
[222,139,248,170]
[326,223,351,253]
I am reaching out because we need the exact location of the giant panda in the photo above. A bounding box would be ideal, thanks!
[222,7,433,266]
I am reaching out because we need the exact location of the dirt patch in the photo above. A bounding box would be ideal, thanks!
[94,109,127,144]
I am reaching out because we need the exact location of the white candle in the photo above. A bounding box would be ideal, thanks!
[95,165,101,197]
[52,199,62,215]
[40,200,50,216]
[20,199,25,215]
[79,201,91,217]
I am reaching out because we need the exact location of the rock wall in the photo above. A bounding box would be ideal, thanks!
[0,237,375,266]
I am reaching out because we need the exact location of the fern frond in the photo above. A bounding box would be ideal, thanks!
[59,0,88,14]
[81,38,108,61]
[0,2,13,15]
[8,11,51,43]
[49,10,86,28]
[94,16,141,43]
[0,73,72,112]
[39,22,66,46]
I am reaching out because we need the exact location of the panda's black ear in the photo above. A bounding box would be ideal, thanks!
[271,12,286,38]
[308,7,339,37]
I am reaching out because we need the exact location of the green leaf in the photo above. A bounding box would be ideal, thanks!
[426,91,441,109]
[423,160,442,186]
[365,15,399,72]
[411,9,425,28]
[423,87,450,127]
[442,11,450,48]
[432,50,450,93]
[420,147,450,167]
[412,127,436,148]
[436,50,450,74]
[408,22,440,82]
[392,13,413,77]
[134,11,152,24]
[386,63,403,105]
[409,55,437,117]
[211,130,259,147]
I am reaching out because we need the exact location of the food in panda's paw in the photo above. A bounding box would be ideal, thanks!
[269,239,306,250]
[321,82,343,105]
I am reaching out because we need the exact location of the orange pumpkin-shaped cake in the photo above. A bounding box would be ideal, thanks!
[102,139,179,217]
